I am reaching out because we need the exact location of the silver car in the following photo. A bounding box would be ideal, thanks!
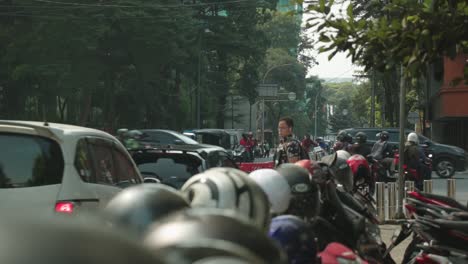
[0,120,144,218]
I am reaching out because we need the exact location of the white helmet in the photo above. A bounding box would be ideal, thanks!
[336,150,351,160]
[249,169,291,215]
[407,132,418,144]
[181,168,270,231]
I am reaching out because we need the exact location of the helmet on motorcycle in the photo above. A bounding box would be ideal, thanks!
[407,132,418,144]
[104,184,190,237]
[181,168,270,230]
[294,159,322,179]
[116,128,129,137]
[143,209,286,264]
[346,155,371,190]
[336,131,347,142]
[355,132,367,144]
[249,169,291,215]
[128,129,143,139]
[319,242,364,264]
[329,157,354,192]
[276,164,320,219]
[0,217,164,264]
[269,215,317,264]
[336,150,351,160]
[379,131,389,141]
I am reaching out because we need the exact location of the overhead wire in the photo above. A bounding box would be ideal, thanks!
[29,0,261,8]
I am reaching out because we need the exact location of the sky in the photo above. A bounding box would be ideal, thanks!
[302,0,361,79]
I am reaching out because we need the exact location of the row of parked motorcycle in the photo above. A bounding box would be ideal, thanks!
[386,191,468,263]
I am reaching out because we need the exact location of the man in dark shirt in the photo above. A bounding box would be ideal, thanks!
[274,117,309,167]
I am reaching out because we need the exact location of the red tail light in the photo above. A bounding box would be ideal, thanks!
[55,201,74,214]
[415,254,439,264]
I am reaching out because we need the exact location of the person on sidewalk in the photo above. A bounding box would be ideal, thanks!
[274,117,309,167]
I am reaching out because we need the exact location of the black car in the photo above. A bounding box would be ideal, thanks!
[340,128,467,178]
[137,129,199,146]
[129,144,237,189]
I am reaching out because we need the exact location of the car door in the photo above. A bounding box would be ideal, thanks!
[85,137,122,208]
[0,133,65,217]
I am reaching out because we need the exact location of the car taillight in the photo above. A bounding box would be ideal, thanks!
[55,201,74,214]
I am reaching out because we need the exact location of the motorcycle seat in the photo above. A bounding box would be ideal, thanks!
[434,219,468,233]
[420,192,468,211]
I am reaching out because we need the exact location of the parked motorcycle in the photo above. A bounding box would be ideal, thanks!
[384,190,468,263]
[311,154,395,263]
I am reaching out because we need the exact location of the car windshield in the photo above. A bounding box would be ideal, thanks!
[133,152,203,189]
[0,133,64,188]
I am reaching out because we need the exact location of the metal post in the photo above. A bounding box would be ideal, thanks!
[314,90,319,137]
[261,98,265,142]
[197,44,202,129]
[388,182,397,220]
[231,94,234,129]
[396,65,407,219]
[249,103,252,131]
[423,180,433,193]
[447,179,456,199]
[405,181,415,198]
[371,69,376,127]
[376,182,385,222]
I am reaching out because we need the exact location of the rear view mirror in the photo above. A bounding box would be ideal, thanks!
[143,177,161,184]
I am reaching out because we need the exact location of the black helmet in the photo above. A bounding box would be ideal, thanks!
[104,184,190,238]
[268,215,317,264]
[181,168,270,231]
[337,131,352,143]
[379,131,389,141]
[329,157,354,192]
[355,132,367,144]
[143,209,286,264]
[0,217,164,264]
[276,164,320,220]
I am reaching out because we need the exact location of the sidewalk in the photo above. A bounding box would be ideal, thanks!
[380,224,411,264]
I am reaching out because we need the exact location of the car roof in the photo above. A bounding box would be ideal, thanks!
[191,129,230,135]
[132,143,225,153]
[342,127,413,132]
[138,129,183,135]
[0,120,114,141]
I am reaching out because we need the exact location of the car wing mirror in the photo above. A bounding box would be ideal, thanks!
[174,139,184,145]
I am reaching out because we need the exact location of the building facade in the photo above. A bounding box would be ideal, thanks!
[428,52,468,151]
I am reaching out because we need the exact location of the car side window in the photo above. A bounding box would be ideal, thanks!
[112,144,141,187]
[87,138,117,186]
[153,132,178,144]
[74,139,95,183]
[207,152,221,168]
[218,151,237,168]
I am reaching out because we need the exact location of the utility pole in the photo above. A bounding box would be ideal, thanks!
[197,37,202,129]
[371,69,376,127]
[314,86,321,137]
[396,65,407,219]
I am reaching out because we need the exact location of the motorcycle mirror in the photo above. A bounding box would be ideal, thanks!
[143,177,161,184]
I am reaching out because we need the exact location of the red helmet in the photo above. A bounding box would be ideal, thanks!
[295,159,324,183]
[346,154,372,192]
[346,154,369,175]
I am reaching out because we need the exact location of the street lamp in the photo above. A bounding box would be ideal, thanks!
[314,86,321,138]
[196,28,213,129]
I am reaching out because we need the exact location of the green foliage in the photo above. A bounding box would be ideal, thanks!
[307,0,468,78]
[0,0,281,131]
